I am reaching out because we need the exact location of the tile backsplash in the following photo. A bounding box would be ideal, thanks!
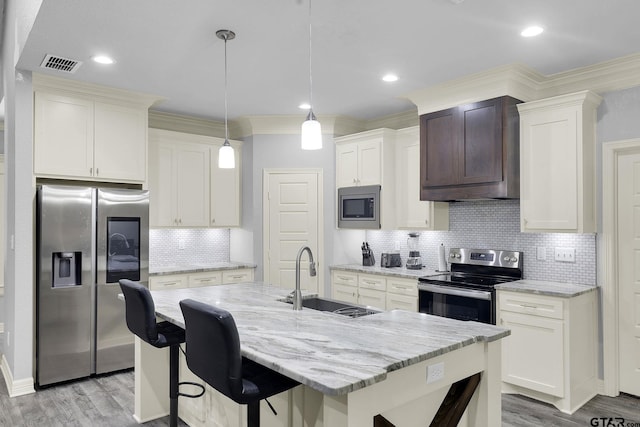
[149,228,230,269]
[365,200,596,285]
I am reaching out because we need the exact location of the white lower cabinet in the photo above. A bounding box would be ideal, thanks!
[149,268,254,290]
[332,283,358,304]
[222,269,254,284]
[148,274,187,291]
[331,270,419,312]
[498,289,597,414]
[188,271,223,288]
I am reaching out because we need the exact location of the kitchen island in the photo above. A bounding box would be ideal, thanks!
[133,283,509,426]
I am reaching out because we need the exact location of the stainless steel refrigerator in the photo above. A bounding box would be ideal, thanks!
[36,184,149,386]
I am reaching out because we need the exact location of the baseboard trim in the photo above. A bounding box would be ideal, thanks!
[1,354,36,397]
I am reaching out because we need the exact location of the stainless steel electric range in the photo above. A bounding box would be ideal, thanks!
[418,248,523,324]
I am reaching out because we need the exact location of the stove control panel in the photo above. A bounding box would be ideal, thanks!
[449,248,522,269]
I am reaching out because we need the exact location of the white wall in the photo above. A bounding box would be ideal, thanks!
[2,0,41,391]
[236,133,336,295]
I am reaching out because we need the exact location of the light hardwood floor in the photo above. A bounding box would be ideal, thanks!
[0,367,638,426]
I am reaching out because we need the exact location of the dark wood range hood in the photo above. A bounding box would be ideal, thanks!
[419,96,522,201]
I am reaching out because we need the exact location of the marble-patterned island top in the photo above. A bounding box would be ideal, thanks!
[495,279,597,298]
[150,282,509,396]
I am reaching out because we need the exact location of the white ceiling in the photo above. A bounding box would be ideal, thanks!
[15,0,640,122]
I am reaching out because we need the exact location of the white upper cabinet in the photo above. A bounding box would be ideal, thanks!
[93,102,147,181]
[33,74,157,183]
[34,92,94,179]
[210,141,242,227]
[518,91,602,233]
[335,129,396,229]
[395,126,449,230]
[148,129,241,228]
[335,129,391,188]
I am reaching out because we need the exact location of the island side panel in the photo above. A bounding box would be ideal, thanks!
[322,341,500,426]
[134,337,171,422]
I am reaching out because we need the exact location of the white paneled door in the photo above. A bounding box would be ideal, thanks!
[264,170,321,294]
[618,152,640,397]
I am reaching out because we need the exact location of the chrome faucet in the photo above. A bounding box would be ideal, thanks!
[294,246,316,310]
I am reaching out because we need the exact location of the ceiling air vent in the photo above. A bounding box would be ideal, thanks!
[40,54,83,74]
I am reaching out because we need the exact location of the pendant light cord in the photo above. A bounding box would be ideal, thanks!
[308,0,313,116]
[224,35,229,143]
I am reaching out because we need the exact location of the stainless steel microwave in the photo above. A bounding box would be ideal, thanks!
[337,185,381,229]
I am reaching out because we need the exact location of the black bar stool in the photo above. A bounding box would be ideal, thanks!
[179,298,299,427]
[119,280,204,427]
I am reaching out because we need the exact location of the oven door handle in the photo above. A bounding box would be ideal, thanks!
[418,283,492,301]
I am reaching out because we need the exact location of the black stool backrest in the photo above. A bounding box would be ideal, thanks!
[179,299,244,399]
[119,279,161,345]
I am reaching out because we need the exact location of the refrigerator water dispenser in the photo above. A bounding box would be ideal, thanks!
[52,252,82,287]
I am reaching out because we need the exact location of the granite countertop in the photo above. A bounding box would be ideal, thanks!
[150,261,257,276]
[330,264,444,280]
[150,283,509,396]
[495,279,597,298]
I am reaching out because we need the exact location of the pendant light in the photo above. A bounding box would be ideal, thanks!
[217,29,236,169]
[301,0,322,150]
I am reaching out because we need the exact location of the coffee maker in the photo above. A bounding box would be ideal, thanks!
[406,232,423,270]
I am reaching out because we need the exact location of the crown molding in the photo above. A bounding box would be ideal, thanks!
[149,110,227,138]
[233,114,367,138]
[539,53,640,98]
[405,53,640,116]
[405,63,544,115]
[365,109,419,131]
[32,73,164,108]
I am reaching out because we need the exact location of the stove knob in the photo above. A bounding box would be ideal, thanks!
[503,256,510,262]
[449,253,455,258]
[455,253,461,259]
[510,257,517,262]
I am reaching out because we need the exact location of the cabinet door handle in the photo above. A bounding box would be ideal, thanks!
[521,304,538,309]
[352,178,357,184]
[523,218,528,226]
[425,219,429,225]
[89,167,93,176]
[337,275,352,281]
[96,168,99,176]
[212,218,216,224]
[178,218,182,224]
[163,281,179,287]
[230,275,243,279]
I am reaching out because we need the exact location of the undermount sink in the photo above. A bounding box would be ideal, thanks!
[281,296,381,318]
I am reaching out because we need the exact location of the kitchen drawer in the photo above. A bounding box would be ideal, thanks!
[188,271,222,288]
[358,274,386,291]
[498,291,564,320]
[358,287,386,310]
[386,293,417,312]
[149,274,187,290]
[387,278,418,296]
[222,269,254,284]
[332,270,358,287]
[333,283,358,304]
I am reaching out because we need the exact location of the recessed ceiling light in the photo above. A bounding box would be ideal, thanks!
[521,26,544,37]
[92,55,115,65]
[298,103,311,110]
[382,74,398,82]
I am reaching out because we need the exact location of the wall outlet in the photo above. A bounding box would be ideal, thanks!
[178,239,186,250]
[554,247,576,263]
[426,362,445,384]
[536,246,546,261]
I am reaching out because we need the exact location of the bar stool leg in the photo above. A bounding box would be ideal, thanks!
[170,345,179,427]
[247,400,260,427]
